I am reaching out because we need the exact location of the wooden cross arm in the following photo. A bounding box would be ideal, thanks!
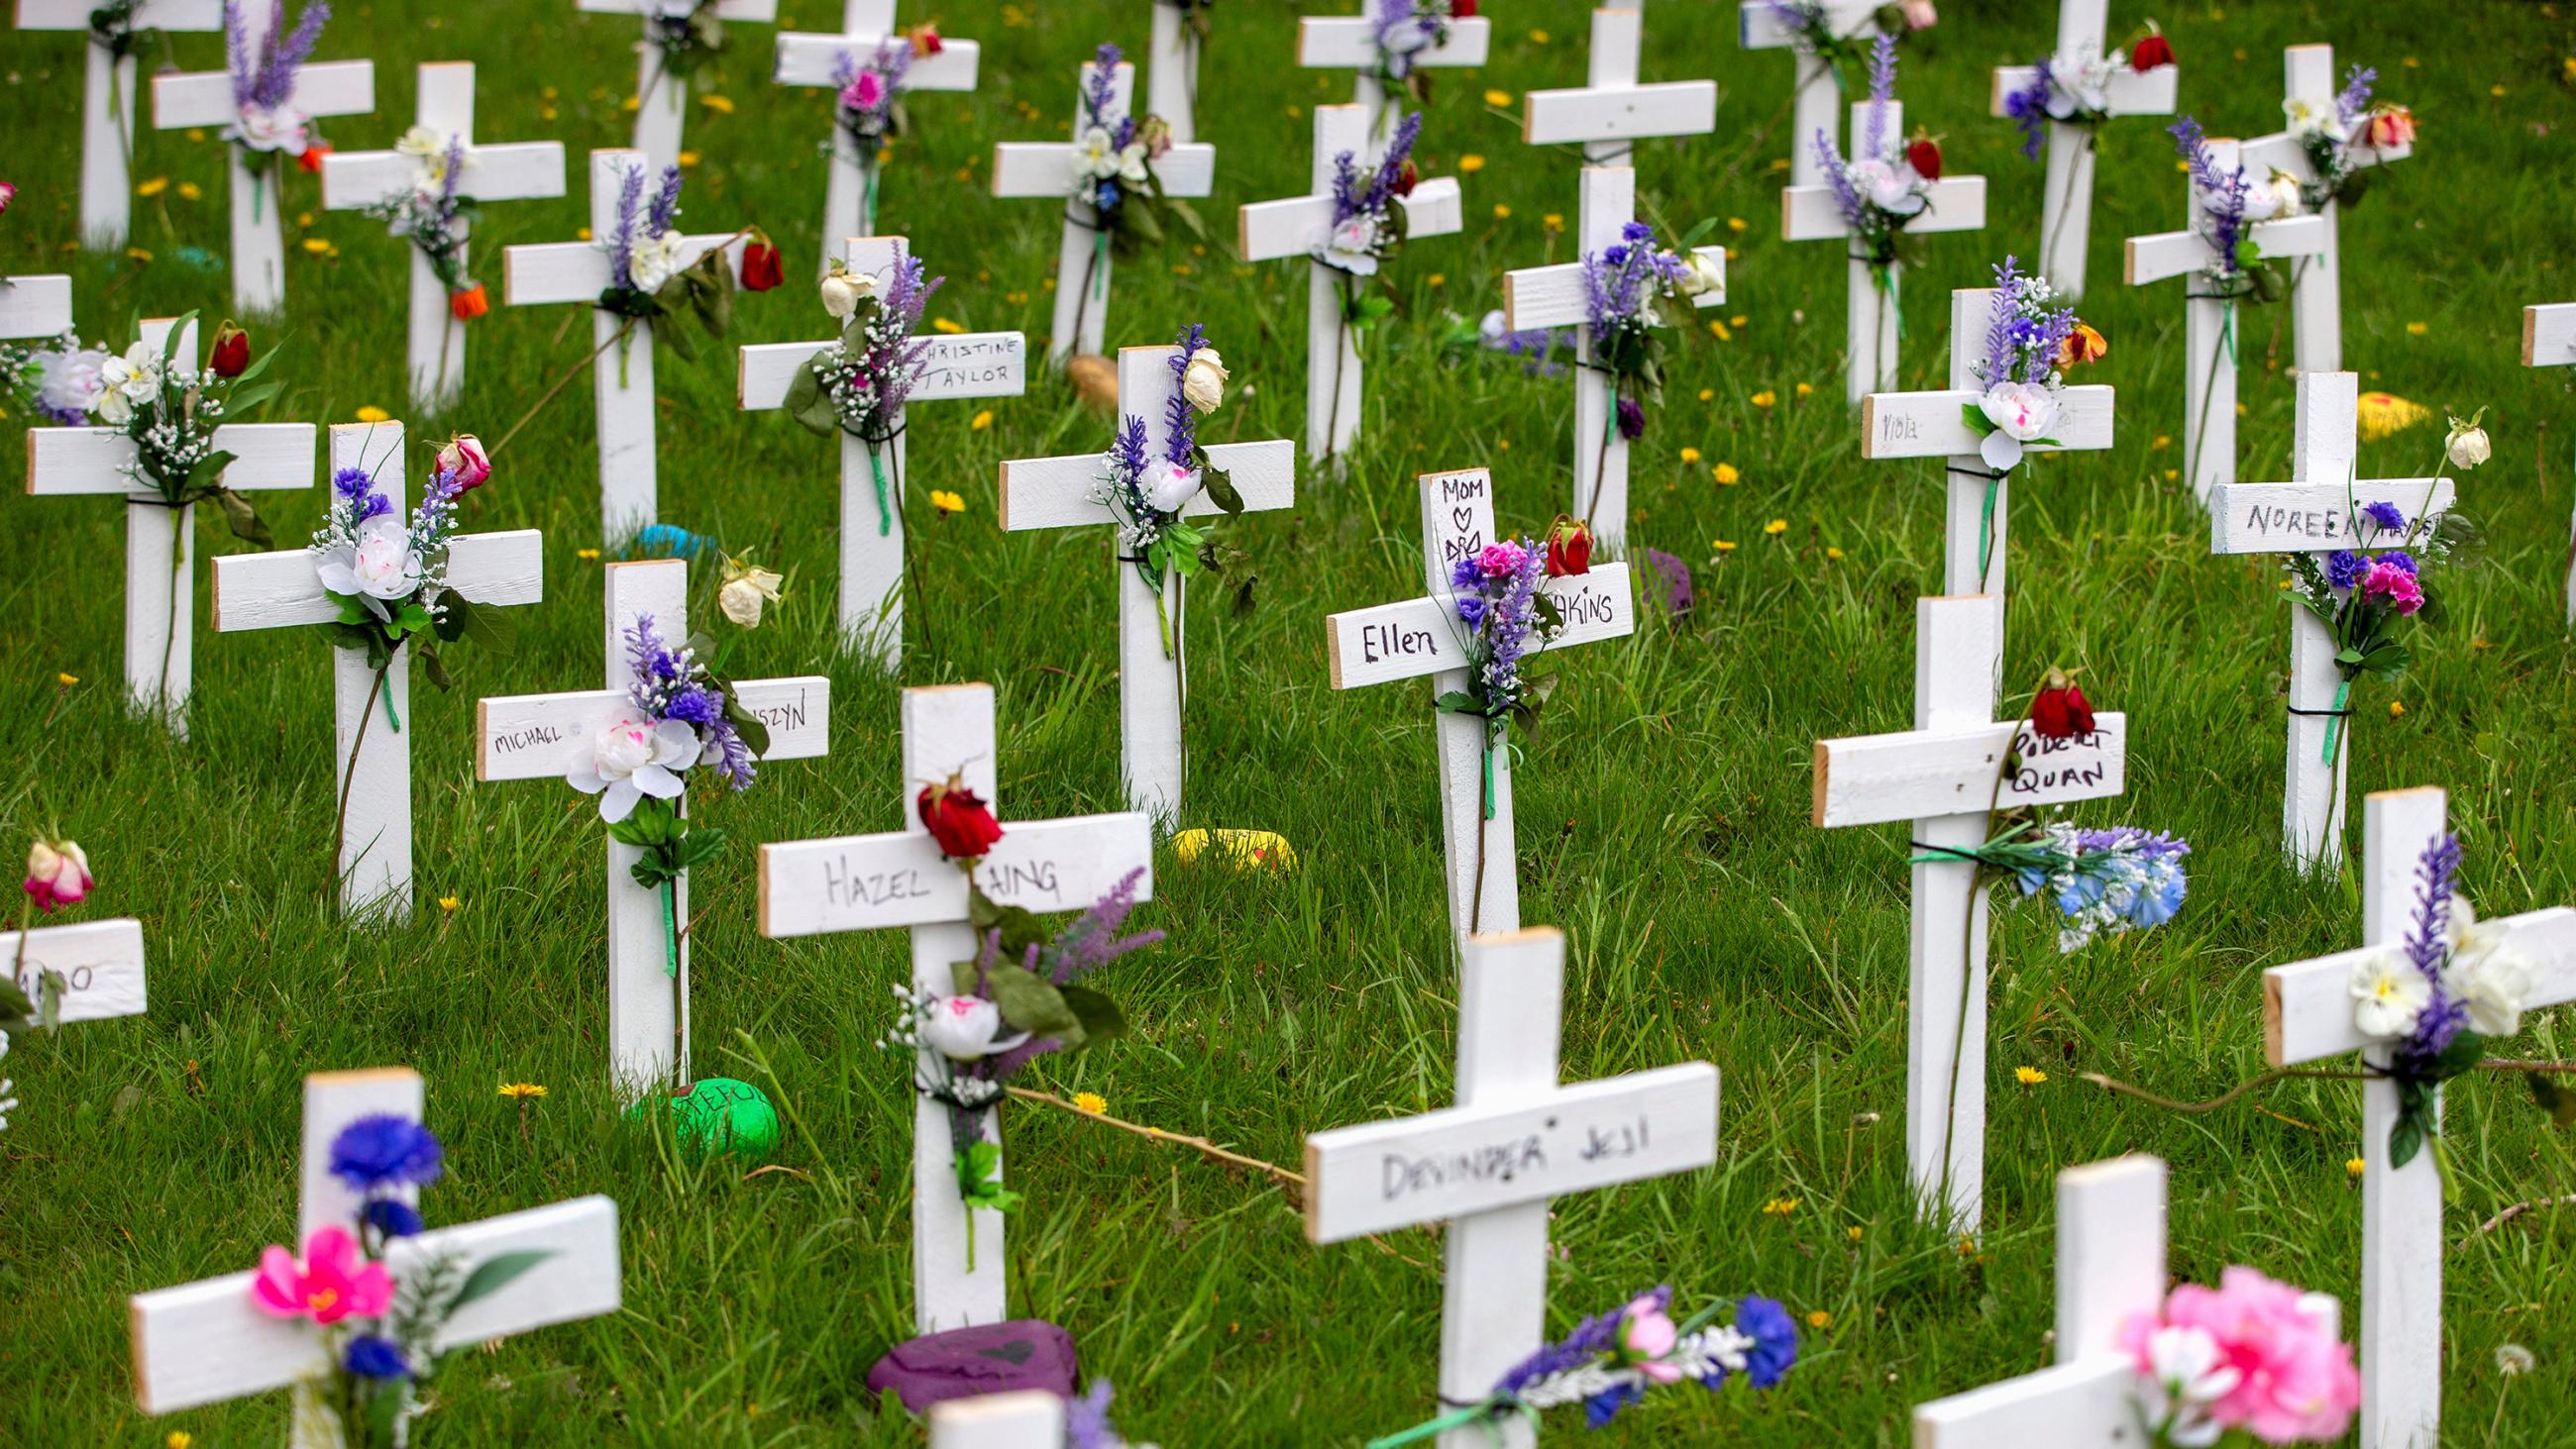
[2123,213,2327,286]
[757,811,1152,938]
[998,441,1294,532]
[736,332,1027,410]
[1782,176,1987,243]
[210,531,545,632]
[1860,385,2114,461]
[1501,250,1727,332]
[1812,715,2129,827]
[1914,1356,2137,1445]
[28,424,315,495]
[991,142,1219,200]
[2206,478,2453,556]
[2240,131,2412,184]
[131,1194,621,1415]
[1737,0,1879,49]
[505,232,748,308]
[0,274,73,341]
[1986,66,2178,119]
[1296,15,1492,68]
[580,0,774,15]
[1522,80,1719,148]
[2,917,148,1025]
[17,0,221,27]
[152,60,375,130]
[2263,907,2576,1067]
[475,676,831,781]
[2523,304,2576,367]
[930,1392,1066,1447]
[1236,181,1465,264]
[775,32,981,90]
[320,142,568,211]
[1328,569,1636,690]
[1302,1062,1719,1244]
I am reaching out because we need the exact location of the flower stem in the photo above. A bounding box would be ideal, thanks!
[2079,1064,2375,1114]
[488,322,631,460]
[331,647,397,904]
[1005,1085,1305,1190]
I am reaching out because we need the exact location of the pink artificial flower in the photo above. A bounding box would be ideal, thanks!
[1899,0,1938,30]
[436,433,491,491]
[0,181,17,218]
[2142,1267,2360,1444]
[1474,542,1527,578]
[844,69,887,113]
[1620,1294,1683,1384]
[2360,561,2424,615]
[250,1225,394,1326]
[2365,107,2416,150]
[23,838,92,912]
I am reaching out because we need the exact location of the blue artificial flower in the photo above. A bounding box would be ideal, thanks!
[2378,549,2419,577]
[2126,861,2189,929]
[2323,550,2367,590]
[345,1335,409,1380]
[1620,221,1655,244]
[2361,500,2407,533]
[329,1114,444,1193]
[2056,872,2109,917]
[332,466,373,499]
[1735,1295,1799,1389]
[1454,594,1487,630]
[1449,556,1483,591]
[1582,1379,1645,1428]
[364,1198,425,1239]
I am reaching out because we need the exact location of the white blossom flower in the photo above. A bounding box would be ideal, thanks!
[94,339,162,426]
[566,716,699,822]
[626,230,688,293]
[1075,125,1122,180]
[1849,156,1928,217]
[1115,143,1150,186]
[1180,348,1229,414]
[2445,412,2492,470]
[1321,215,1382,276]
[718,560,786,629]
[917,994,1029,1062]
[1144,461,1205,514]
[820,261,876,320]
[312,515,422,619]
[36,345,110,420]
[395,125,447,159]
[2446,903,2533,1038]
[1680,251,1725,298]
[2284,96,2351,146]
[2137,1324,2239,1448]
[2046,46,2119,119]
[2350,951,2432,1040]
[229,102,312,155]
[1978,381,2059,470]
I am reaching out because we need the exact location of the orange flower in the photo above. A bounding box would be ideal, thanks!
[449,284,489,321]
[2056,322,2107,368]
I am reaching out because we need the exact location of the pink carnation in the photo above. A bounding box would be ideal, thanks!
[842,69,887,112]
[1474,541,1527,578]
[2360,561,2424,615]
[2119,1267,2359,1445]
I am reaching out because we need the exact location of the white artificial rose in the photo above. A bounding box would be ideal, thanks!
[396,125,446,158]
[313,516,422,619]
[1977,381,2059,470]
[1681,250,1725,298]
[1852,157,1928,217]
[2449,913,2533,1038]
[2349,951,2432,1040]
[1144,460,1204,514]
[626,230,688,293]
[1322,215,1382,276]
[566,716,699,823]
[2047,48,2116,119]
[2235,177,2286,224]
[718,566,786,628]
[230,102,311,155]
[1180,348,1228,414]
[820,262,875,320]
[918,993,1030,1062]
[36,346,110,421]
[1116,143,1150,186]
[2446,418,2492,470]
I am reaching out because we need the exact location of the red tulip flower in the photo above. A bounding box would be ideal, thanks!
[740,240,785,292]
[1392,159,1420,197]
[1544,514,1592,578]
[209,322,252,379]
[297,144,332,174]
[918,775,1004,861]
[2130,34,2175,71]
[1906,136,1944,181]
[449,283,490,321]
[2029,672,2095,741]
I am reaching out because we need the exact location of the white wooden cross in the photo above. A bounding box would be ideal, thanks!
[1295,2,1492,141]
[2521,301,2576,625]
[998,344,1294,819]
[1521,7,1717,168]
[1986,0,2179,298]
[129,1067,621,1448]
[1782,97,1988,405]
[930,1391,1066,1448]
[1500,165,1725,555]
[1304,926,1720,1449]
[0,271,76,353]
[758,682,1153,1334]
[1236,103,1464,461]
[25,317,316,731]
[2122,134,2328,503]
[1812,594,2128,1232]
[149,1,375,316]
[2261,785,2576,1449]
[1324,468,1636,955]
[501,149,752,540]
[990,53,1217,364]
[773,2,982,246]
[2204,371,2448,875]
[579,0,779,172]
[1148,0,1206,144]
[1858,283,2116,624]
[318,63,568,409]
[5,915,149,1030]
[737,234,1026,666]
[473,558,831,1095]
[1736,1,1880,187]
[15,0,223,249]
[210,420,545,920]
[2242,45,2415,377]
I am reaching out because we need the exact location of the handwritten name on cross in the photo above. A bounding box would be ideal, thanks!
[25,317,316,732]
[2121,134,2328,503]
[1237,102,1464,460]
[149,2,374,315]
[1304,927,1719,1449]
[210,421,544,919]
[474,559,831,1095]
[1522,7,1716,167]
[1501,164,1725,555]
[1736,1,1880,186]
[2520,302,2576,624]
[738,234,1026,665]
[2242,44,2415,377]
[2261,786,2576,1449]
[998,345,1294,819]
[758,682,1153,1334]
[1986,0,2178,298]
[990,56,1217,364]
[773,2,982,244]
[1295,3,1492,142]
[319,63,567,408]
[1323,468,1636,954]
[130,1067,621,1447]
[577,0,778,171]
[2204,371,2449,874]
[502,149,753,540]
[1782,96,1988,405]
[5,916,149,1032]
[17,0,222,248]
[1812,595,2129,1232]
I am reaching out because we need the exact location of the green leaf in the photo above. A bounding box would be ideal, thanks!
[224,379,281,415]
[1433,689,1483,715]
[213,487,269,548]
[1163,196,1207,243]
[1057,984,1127,1044]
[417,641,455,692]
[1960,401,1996,437]
[158,311,197,369]
[2386,1111,2424,1172]
[783,359,838,439]
[967,884,1048,959]
[722,692,772,759]
[2527,1073,2576,1128]
[955,1138,1022,1213]
[1199,456,1244,514]
[444,1249,555,1315]
[982,961,1084,1044]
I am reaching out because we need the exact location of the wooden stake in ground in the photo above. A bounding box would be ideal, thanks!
[2204,371,2451,874]
[2258,786,2576,1449]
[2521,301,2576,625]
[1295,1,1492,142]
[24,317,316,731]
[999,342,1292,820]
[14,0,224,250]
[989,47,1217,364]
[758,682,1153,1334]
[473,558,831,1096]
[738,235,1025,666]
[1986,0,2179,298]
[772,4,982,245]
[1522,6,1717,167]
[1501,165,1725,554]
[149,1,375,316]
[1323,468,1636,956]
[1811,595,2128,1232]
[209,421,544,920]
[318,63,567,409]
[2242,45,2415,377]
[1236,103,1463,461]
[1303,926,1719,1449]
[1148,0,1210,143]
[129,1067,621,1449]
[578,0,779,172]
[1736,1,1881,187]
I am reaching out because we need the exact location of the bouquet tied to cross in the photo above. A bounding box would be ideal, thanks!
[362,130,486,323]
[1960,256,2106,477]
[1366,0,1473,111]
[640,0,727,89]
[1759,0,1937,76]
[2002,23,2176,158]
[592,162,741,381]
[784,254,943,537]
[1814,38,1945,307]
[1065,42,1205,300]
[1578,217,1723,520]
[2167,117,2298,308]
[1094,325,1252,656]
[222,0,336,216]
[830,25,943,230]
[2285,64,2415,211]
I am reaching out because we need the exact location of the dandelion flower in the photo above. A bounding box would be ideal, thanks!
[1492,203,1511,220]
[1458,154,1486,173]
[1483,89,1513,108]
[437,895,460,912]
[1795,382,1814,399]
[577,548,601,562]
[1072,1091,1108,1115]
[1726,217,1748,234]
[2497,1344,2535,1376]
[698,94,735,114]
[1679,447,1702,464]
[496,1083,546,1100]
[136,177,168,197]
[55,673,77,686]
[2405,321,2428,337]
[2015,1066,2048,1085]
[929,489,965,514]
[970,409,994,431]
[1714,463,1741,484]
[355,406,390,423]
[1762,1196,1800,1216]
[1806,1310,1831,1328]
[932,318,965,335]
[1751,389,1777,409]
[2345,1156,2366,1178]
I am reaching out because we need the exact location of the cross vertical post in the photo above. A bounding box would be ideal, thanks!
[14,0,224,249]
[2520,301,2576,624]
[1147,0,1202,143]
[577,0,780,171]
[1736,1,1880,187]
[772,3,983,246]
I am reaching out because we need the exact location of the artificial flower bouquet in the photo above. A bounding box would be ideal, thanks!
[784,255,943,535]
[641,0,727,88]
[361,131,485,322]
[1814,38,1943,290]
[1094,325,1251,654]
[224,0,337,213]
[1315,111,1424,332]
[830,25,943,231]
[2120,1267,2359,1447]
[1579,217,1724,504]
[1759,0,1937,77]
[82,311,282,548]
[2167,117,2293,307]
[1067,43,1205,273]
[2284,64,2415,211]
[1364,0,1473,112]
[311,433,509,694]
[1960,257,2106,475]
[592,162,739,377]
[3,835,99,1041]
[2003,21,2176,157]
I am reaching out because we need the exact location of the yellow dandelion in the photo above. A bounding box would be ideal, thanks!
[1708,318,1732,342]
[2346,1157,2366,1178]
[2163,468,2181,482]
[1726,217,1748,234]
[577,547,601,562]
[1806,1310,1832,1329]
[355,406,390,423]
[929,489,965,514]
[2491,84,2507,98]
[541,106,560,121]
[1529,28,1549,44]
[2357,391,2430,442]
[1679,447,1702,464]
[931,318,965,335]
[622,95,642,112]
[168,1435,193,1449]
[1697,387,1715,402]
[2015,1067,2048,1085]
[2152,433,2171,450]
[1711,538,1738,554]
[1751,389,1777,409]
[177,182,203,202]
[1427,272,1446,287]
[301,238,333,256]
[1496,438,1511,450]
[56,673,78,686]
[1825,546,1845,561]
[1492,203,1512,219]
[1762,1196,1800,1217]
[2405,321,2428,337]
[497,1082,547,1100]
[296,212,313,228]
[2389,700,2406,719]
[1543,213,1563,232]
[1731,315,1749,328]
[577,227,592,242]
[1795,382,1814,399]
[1764,518,1787,536]
[1286,104,1302,119]
[698,93,736,114]
[677,151,701,168]
[1483,89,1513,109]
[1714,463,1740,484]
[971,409,994,431]
[1458,154,1486,173]
[137,176,169,196]
[126,247,153,261]
[438,895,461,913]
[1846,1225,1864,1242]
[1072,1091,1109,1115]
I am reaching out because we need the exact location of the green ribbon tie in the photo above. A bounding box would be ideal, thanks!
[661,878,681,979]
[1365,1399,1529,1449]
[1978,473,2000,584]
[2321,678,2351,766]
[381,670,402,734]
[1092,226,1111,300]
[868,441,894,536]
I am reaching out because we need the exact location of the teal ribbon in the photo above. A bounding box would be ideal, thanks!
[1978,473,2000,584]
[1366,1399,1529,1449]
[1092,225,1111,300]
[861,158,881,235]
[661,878,681,979]
[2320,678,2351,766]
[381,669,403,734]
[867,440,893,536]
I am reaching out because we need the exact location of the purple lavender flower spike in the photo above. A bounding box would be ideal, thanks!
[1816,130,1864,228]
[1165,324,1207,465]
[267,0,329,105]
[607,161,645,283]
[1863,33,1896,156]
[646,164,684,238]
[2335,65,2377,126]
[1086,43,1124,126]
[2004,64,2052,160]
[2397,832,2468,1064]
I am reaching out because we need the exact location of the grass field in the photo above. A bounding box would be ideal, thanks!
[7,0,2576,1443]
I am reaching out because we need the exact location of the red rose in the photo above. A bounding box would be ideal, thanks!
[1906,136,1943,181]
[297,144,332,174]
[908,23,943,57]
[2029,673,2095,741]
[209,321,251,379]
[2130,35,2175,71]
[1544,514,1591,578]
[917,776,1004,861]
[1392,158,1419,197]
[740,241,784,292]
[449,283,490,321]
[1449,0,1477,16]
